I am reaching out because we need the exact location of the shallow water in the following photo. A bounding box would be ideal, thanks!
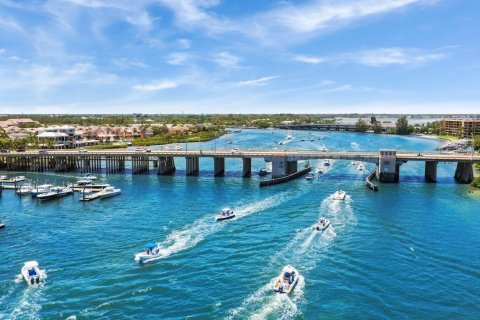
[1,130,479,319]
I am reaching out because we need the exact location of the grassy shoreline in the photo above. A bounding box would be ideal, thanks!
[131,130,225,146]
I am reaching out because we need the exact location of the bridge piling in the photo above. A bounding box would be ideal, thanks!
[425,161,438,183]
[454,162,474,184]
[186,156,199,176]
[242,158,251,177]
[214,157,225,177]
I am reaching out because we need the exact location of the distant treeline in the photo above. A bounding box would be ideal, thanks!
[0,114,336,127]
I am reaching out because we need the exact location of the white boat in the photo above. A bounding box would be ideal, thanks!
[323,159,330,166]
[31,184,53,197]
[37,186,73,201]
[21,261,46,285]
[315,218,330,231]
[83,173,97,180]
[273,265,299,294]
[286,131,293,140]
[333,190,346,200]
[17,182,33,195]
[135,243,164,263]
[358,164,365,172]
[99,186,121,199]
[173,144,182,150]
[216,208,235,221]
[266,162,272,173]
[305,173,315,181]
[319,146,328,152]
[351,161,356,166]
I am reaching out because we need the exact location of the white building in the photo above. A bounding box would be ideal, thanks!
[37,126,83,149]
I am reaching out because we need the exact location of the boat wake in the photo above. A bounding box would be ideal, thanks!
[5,284,45,320]
[142,191,303,262]
[227,193,354,319]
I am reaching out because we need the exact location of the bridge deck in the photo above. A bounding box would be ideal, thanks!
[2,150,479,163]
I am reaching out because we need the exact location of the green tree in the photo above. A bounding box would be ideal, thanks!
[396,116,410,135]
[151,125,168,135]
[0,138,12,150]
[12,138,27,151]
[472,136,480,151]
[355,118,369,132]
[372,121,382,134]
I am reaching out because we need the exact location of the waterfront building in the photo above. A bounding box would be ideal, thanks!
[36,125,85,148]
[439,118,480,138]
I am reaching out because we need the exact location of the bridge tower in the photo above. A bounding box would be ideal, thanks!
[377,150,399,182]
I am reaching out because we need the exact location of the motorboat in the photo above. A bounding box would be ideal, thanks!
[173,144,182,150]
[351,161,356,166]
[315,218,331,231]
[17,182,33,195]
[0,220,5,229]
[333,190,346,200]
[31,184,53,197]
[135,243,163,263]
[83,173,97,181]
[273,265,299,294]
[0,175,7,180]
[305,173,315,181]
[70,181,109,191]
[259,169,268,176]
[358,164,365,172]
[323,159,330,166]
[15,176,27,182]
[278,141,284,145]
[37,186,73,201]
[21,261,46,285]
[319,146,328,152]
[286,131,293,140]
[216,208,235,221]
[99,186,121,199]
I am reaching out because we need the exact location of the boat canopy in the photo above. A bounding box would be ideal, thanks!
[144,243,157,249]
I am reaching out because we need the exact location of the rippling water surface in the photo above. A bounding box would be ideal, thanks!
[1,130,479,319]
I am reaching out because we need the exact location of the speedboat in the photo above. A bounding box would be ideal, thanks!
[358,164,365,172]
[278,141,283,145]
[216,208,235,221]
[0,220,5,229]
[273,265,299,294]
[333,190,346,200]
[99,186,121,199]
[31,184,53,197]
[37,186,73,201]
[351,161,356,166]
[323,159,330,166]
[286,132,293,140]
[135,243,163,263]
[305,173,315,181]
[315,218,330,231]
[259,169,268,176]
[21,261,46,285]
[83,173,97,181]
[17,182,33,195]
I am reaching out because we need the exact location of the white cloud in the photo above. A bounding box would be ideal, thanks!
[234,76,278,87]
[214,51,240,68]
[177,38,191,49]
[126,11,153,30]
[132,80,178,92]
[166,52,190,65]
[112,58,147,69]
[293,54,326,64]
[350,47,446,67]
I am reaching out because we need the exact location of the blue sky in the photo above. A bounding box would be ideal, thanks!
[0,0,479,114]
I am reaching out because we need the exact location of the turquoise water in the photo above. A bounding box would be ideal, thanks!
[1,130,479,319]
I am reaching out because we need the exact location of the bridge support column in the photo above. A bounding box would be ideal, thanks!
[214,157,225,177]
[287,160,298,175]
[242,158,251,178]
[377,150,398,183]
[272,156,288,178]
[454,162,474,184]
[186,156,199,176]
[425,161,438,183]
[157,157,176,175]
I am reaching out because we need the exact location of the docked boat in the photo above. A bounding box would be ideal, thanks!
[315,218,330,231]
[216,208,235,221]
[259,169,268,176]
[273,265,299,294]
[98,186,121,199]
[31,184,53,197]
[333,190,346,200]
[17,182,33,195]
[70,181,110,191]
[135,243,163,263]
[21,261,46,285]
[305,173,315,181]
[83,173,97,181]
[37,186,73,201]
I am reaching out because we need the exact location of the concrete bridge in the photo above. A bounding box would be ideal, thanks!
[0,149,478,183]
